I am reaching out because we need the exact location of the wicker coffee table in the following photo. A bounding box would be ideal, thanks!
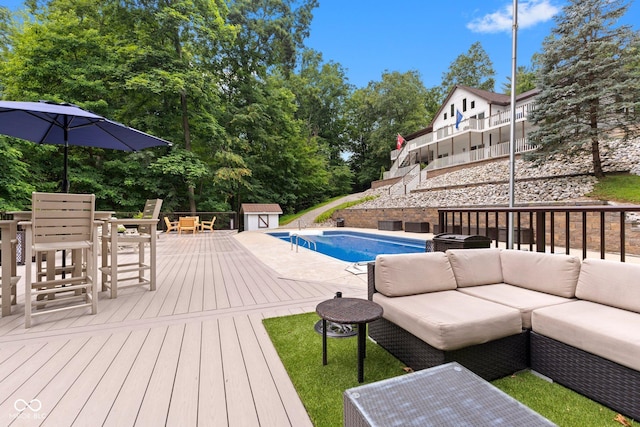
[316,297,383,383]
[344,362,557,426]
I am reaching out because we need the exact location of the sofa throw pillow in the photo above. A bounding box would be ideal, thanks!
[447,248,503,287]
[375,252,457,297]
[576,258,640,313]
[500,250,580,297]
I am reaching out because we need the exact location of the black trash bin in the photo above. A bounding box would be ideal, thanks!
[336,218,345,227]
[432,233,491,252]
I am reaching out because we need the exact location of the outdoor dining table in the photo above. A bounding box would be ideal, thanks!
[10,210,115,283]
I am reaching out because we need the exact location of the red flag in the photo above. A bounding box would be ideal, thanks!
[396,134,405,150]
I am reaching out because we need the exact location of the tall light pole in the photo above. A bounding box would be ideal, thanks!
[508,0,518,249]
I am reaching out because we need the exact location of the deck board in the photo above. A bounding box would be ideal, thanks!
[0,231,366,426]
[219,316,260,427]
[42,332,130,427]
[198,319,228,427]
[136,324,184,425]
[102,328,166,427]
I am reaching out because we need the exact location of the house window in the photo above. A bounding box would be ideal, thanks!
[471,100,475,109]
[444,113,447,120]
[450,104,455,118]
[463,99,467,112]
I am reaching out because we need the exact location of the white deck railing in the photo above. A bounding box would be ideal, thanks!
[423,138,536,171]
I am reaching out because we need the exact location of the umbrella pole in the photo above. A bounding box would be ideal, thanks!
[63,144,69,193]
[62,119,69,277]
[63,118,69,193]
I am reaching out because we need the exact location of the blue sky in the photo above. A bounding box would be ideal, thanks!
[307,0,640,90]
[3,0,639,91]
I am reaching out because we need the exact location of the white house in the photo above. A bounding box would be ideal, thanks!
[387,85,539,181]
[241,203,283,231]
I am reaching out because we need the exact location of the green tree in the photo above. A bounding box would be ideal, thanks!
[225,0,318,78]
[220,0,330,213]
[346,70,432,190]
[0,0,126,196]
[501,64,538,95]
[287,49,352,164]
[113,0,235,213]
[440,41,496,99]
[0,137,34,211]
[211,149,252,212]
[528,0,640,178]
[284,49,354,198]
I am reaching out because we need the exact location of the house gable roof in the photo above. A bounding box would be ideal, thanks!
[240,203,283,214]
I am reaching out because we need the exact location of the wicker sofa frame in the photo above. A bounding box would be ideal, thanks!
[367,261,640,421]
[530,331,640,421]
[366,262,528,381]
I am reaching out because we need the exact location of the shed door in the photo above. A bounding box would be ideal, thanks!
[258,214,269,228]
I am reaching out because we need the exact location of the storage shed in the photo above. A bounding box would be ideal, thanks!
[240,203,283,231]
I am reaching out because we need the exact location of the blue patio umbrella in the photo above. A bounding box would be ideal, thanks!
[0,100,172,192]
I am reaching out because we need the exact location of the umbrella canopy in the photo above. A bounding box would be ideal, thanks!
[0,100,172,191]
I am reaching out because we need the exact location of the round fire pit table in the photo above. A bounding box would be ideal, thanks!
[316,297,383,383]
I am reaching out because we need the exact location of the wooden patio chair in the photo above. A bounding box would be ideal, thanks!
[164,216,178,232]
[100,199,161,298]
[200,216,216,232]
[178,217,197,235]
[22,192,98,328]
[0,220,20,317]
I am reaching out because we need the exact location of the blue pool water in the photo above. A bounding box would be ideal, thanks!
[269,230,427,263]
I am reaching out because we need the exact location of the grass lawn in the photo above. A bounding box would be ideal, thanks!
[264,312,635,427]
[587,173,640,204]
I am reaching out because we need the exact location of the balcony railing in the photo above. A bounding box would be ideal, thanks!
[388,100,538,178]
[423,138,535,171]
[399,100,537,157]
[438,205,640,262]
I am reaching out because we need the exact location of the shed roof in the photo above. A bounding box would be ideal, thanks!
[240,203,283,214]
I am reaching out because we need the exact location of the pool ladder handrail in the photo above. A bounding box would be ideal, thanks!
[290,234,317,253]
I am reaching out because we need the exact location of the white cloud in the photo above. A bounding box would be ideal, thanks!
[467,0,561,33]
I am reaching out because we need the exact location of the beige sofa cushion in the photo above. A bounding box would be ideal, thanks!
[372,290,522,351]
[500,250,581,297]
[532,300,640,371]
[375,252,457,297]
[447,248,503,287]
[576,258,640,313]
[458,284,575,328]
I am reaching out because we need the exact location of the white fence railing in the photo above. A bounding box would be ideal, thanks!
[423,138,535,171]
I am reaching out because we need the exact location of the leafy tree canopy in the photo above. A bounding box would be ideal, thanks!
[439,41,496,101]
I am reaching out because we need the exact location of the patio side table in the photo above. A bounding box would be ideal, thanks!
[316,297,383,383]
[344,362,557,427]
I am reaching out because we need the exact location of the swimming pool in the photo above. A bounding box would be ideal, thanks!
[269,230,428,263]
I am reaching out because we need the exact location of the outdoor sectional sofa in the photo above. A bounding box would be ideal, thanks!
[367,248,640,421]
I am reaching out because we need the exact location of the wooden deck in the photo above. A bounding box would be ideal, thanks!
[0,231,366,426]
